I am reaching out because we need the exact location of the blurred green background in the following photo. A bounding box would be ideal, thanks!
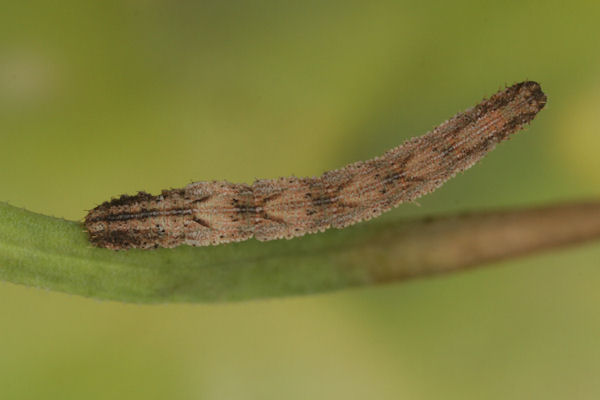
[1,1,600,399]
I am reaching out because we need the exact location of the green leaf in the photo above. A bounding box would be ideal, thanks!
[1,201,599,303]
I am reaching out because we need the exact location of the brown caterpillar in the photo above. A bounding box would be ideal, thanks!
[85,81,547,249]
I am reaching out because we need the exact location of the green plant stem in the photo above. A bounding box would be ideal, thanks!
[1,201,599,303]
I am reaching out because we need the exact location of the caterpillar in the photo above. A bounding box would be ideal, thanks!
[85,81,546,249]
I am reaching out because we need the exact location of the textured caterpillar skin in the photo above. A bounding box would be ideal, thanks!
[85,81,547,249]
